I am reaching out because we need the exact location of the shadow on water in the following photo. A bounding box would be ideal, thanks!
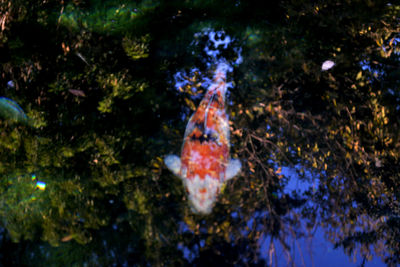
[0,1,399,266]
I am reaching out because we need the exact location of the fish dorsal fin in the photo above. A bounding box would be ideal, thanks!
[225,158,241,180]
[164,155,181,177]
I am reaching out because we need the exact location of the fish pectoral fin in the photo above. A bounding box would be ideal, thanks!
[164,155,181,176]
[225,158,241,180]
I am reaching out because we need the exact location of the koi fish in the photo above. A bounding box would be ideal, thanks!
[165,63,241,214]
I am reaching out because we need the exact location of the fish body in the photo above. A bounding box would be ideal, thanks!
[165,63,241,214]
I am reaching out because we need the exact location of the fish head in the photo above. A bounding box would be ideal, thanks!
[184,174,222,214]
[213,62,231,82]
[206,62,231,98]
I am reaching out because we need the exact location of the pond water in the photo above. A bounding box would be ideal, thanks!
[0,1,399,266]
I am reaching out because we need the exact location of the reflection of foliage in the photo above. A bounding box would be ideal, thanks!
[0,0,399,266]
[58,2,141,34]
[0,174,44,242]
[233,2,400,265]
[97,71,148,113]
[122,34,150,60]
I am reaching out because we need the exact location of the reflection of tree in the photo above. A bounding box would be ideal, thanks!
[234,1,400,265]
[0,0,399,266]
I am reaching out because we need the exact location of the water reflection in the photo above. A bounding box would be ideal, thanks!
[0,0,399,266]
[0,97,28,124]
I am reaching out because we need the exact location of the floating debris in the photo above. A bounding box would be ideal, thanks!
[69,89,86,97]
[321,60,335,71]
[7,80,15,88]
[61,234,75,242]
[76,52,90,66]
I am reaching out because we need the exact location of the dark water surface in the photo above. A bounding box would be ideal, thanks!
[0,1,399,266]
